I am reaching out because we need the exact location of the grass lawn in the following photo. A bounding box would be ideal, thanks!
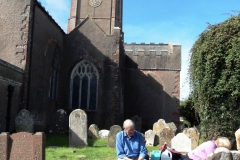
[46,134,160,160]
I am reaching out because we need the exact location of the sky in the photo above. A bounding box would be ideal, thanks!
[37,0,240,100]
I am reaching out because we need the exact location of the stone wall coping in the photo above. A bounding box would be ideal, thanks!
[0,59,24,73]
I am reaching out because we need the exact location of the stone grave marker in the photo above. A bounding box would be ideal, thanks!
[131,115,142,132]
[99,129,109,139]
[0,132,45,160]
[171,133,191,153]
[159,128,175,147]
[153,119,170,145]
[167,122,177,134]
[145,130,156,146]
[108,125,122,148]
[49,109,68,134]
[15,109,34,133]
[69,109,88,147]
[183,127,200,150]
[88,124,100,139]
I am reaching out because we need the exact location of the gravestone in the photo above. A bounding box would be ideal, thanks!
[171,133,191,153]
[48,109,68,134]
[145,130,156,146]
[88,124,100,139]
[183,127,200,150]
[235,128,240,151]
[99,129,109,139]
[15,109,34,133]
[206,147,233,160]
[0,132,45,160]
[153,119,170,145]
[231,151,240,160]
[167,122,177,134]
[108,125,122,148]
[159,128,175,147]
[131,115,142,132]
[69,109,88,147]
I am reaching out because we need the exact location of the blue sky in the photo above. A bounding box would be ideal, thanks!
[38,0,240,100]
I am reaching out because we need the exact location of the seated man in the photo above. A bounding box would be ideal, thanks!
[116,119,148,160]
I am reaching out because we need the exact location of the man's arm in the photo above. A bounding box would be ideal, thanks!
[116,132,127,159]
[138,132,148,159]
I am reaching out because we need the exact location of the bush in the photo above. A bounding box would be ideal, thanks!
[190,13,240,141]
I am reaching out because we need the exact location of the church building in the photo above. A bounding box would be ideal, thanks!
[0,0,181,133]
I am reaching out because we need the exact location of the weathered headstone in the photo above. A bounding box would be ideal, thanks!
[171,133,191,153]
[69,109,88,147]
[99,129,109,139]
[0,132,45,160]
[206,147,233,160]
[183,127,200,150]
[49,109,68,134]
[159,128,175,147]
[153,119,170,145]
[88,124,100,139]
[108,125,122,148]
[145,130,156,146]
[235,128,240,151]
[15,109,34,133]
[231,151,240,160]
[131,115,142,132]
[167,122,177,134]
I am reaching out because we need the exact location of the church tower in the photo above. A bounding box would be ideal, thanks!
[68,0,123,35]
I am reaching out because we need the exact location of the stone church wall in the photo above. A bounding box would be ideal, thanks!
[124,43,181,132]
[0,60,23,132]
[59,18,124,129]
[27,3,65,132]
[0,0,32,70]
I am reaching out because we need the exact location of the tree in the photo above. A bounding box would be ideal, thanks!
[190,13,240,141]
[180,98,200,128]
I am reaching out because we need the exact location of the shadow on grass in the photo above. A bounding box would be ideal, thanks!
[46,134,108,147]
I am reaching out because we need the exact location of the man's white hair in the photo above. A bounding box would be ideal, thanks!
[123,119,135,128]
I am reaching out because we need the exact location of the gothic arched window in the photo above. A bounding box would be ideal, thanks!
[70,60,99,110]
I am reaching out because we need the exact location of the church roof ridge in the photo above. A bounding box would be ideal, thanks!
[36,0,65,34]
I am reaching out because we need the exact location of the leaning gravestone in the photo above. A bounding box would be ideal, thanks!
[88,124,100,139]
[171,133,191,153]
[183,127,200,150]
[15,109,34,133]
[131,115,142,132]
[145,130,156,146]
[108,125,122,148]
[69,109,88,147]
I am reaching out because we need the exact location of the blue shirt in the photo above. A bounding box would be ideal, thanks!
[116,130,148,159]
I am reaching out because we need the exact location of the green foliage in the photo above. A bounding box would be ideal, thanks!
[45,134,159,160]
[190,13,240,141]
[180,98,200,127]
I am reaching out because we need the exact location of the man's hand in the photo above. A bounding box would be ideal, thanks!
[123,157,133,160]
[138,157,144,160]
